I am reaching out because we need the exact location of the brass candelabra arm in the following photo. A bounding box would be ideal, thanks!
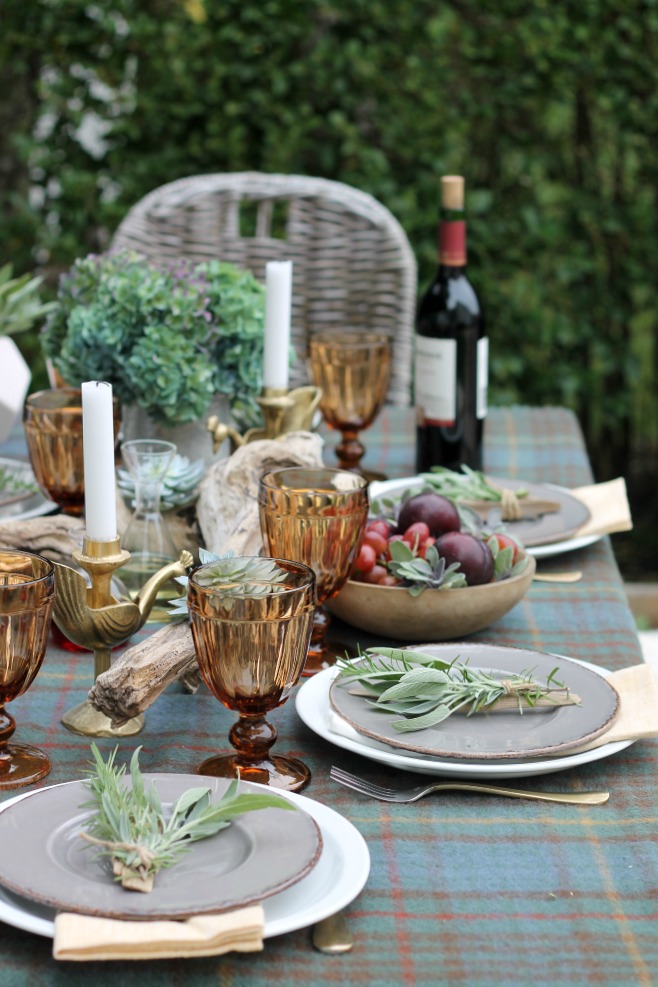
[207,385,322,453]
[54,536,195,738]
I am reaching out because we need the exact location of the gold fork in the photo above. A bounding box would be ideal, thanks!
[330,766,609,805]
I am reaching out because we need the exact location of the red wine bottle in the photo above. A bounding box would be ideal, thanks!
[415,175,488,472]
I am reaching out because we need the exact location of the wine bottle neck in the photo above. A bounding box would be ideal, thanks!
[438,215,467,267]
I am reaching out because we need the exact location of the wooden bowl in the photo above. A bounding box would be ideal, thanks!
[326,553,536,640]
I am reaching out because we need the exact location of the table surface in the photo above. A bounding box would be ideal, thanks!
[0,405,654,987]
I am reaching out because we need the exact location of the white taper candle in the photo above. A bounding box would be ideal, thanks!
[263,260,292,390]
[81,380,117,542]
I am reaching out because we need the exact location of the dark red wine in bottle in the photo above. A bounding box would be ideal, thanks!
[415,175,488,472]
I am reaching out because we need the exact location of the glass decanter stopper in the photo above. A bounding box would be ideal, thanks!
[119,439,179,620]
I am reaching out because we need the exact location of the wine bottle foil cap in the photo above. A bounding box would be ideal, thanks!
[441,176,464,210]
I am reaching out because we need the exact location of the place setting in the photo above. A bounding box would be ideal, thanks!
[297,643,658,781]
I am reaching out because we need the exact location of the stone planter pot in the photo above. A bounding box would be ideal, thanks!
[0,337,31,445]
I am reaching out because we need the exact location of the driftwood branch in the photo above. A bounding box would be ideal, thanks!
[89,622,196,726]
[0,515,84,565]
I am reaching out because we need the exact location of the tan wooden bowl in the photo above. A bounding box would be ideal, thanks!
[326,553,536,640]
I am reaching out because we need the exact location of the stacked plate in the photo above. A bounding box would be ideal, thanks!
[296,644,633,780]
[0,775,370,940]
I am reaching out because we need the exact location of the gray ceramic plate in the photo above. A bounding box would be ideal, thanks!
[482,477,591,547]
[0,774,322,921]
[329,643,620,760]
[0,457,56,522]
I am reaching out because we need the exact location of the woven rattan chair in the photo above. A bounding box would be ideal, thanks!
[111,172,416,405]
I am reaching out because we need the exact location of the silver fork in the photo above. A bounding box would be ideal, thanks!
[330,766,609,805]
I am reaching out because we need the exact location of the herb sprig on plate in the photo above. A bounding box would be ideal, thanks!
[337,648,580,733]
[80,744,295,892]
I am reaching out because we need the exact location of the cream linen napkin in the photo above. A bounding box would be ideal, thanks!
[565,663,658,754]
[53,904,264,961]
[571,477,632,538]
[327,663,658,755]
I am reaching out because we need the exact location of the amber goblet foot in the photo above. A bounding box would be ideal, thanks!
[258,467,369,675]
[0,707,50,788]
[198,715,310,791]
[0,550,55,789]
[188,557,316,792]
[308,331,392,480]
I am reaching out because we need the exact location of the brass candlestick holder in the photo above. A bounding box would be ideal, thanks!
[53,535,193,738]
[207,385,322,454]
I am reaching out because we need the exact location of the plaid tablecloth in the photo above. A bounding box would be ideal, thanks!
[0,406,654,987]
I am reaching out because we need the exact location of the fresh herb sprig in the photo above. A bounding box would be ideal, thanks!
[80,744,295,892]
[337,648,579,733]
[423,466,529,503]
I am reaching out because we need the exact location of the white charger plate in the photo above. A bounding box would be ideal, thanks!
[369,476,601,559]
[296,661,633,780]
[0,782,370,940]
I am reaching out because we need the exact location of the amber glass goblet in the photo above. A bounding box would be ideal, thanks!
[188,557,316,792]
[258,468,368,675]
[308,331,392,480]
[24,388,121,516]
[0,550,55,789]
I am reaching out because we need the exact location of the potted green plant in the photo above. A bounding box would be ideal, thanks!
[0,264,55,444]
[41,251,267,461]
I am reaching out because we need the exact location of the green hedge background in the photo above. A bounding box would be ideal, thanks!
[2,0,656,577]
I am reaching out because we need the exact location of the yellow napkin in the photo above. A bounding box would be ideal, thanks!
[566,663,658,754]
[53,905,264,961]
[571,477,632,538]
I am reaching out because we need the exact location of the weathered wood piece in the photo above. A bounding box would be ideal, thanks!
[0,515,84,565]
[88,432,325,724]
[88,622,196,726]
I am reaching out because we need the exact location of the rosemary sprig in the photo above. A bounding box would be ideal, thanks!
[423,466,529,503]
[80,744,295,892]
[336,648,580,733]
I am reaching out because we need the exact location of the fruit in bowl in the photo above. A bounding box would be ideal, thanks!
[325,494,535,640]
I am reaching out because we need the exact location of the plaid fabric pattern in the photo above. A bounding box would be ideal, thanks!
[0,407,652,986]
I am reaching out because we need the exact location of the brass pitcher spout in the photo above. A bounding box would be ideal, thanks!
[134,550,194,622]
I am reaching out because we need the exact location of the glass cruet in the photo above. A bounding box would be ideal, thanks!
[119,439,179,619]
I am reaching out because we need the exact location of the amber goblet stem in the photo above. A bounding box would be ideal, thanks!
[335,429,366,473]
[229,714,277,765]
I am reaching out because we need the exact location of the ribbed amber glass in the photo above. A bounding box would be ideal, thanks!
[24,388,120,516]
[0,550,55,788]
[188,558,316,792]
[258,468,368,674]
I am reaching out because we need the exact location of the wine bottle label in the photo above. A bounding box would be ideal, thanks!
[477,336,489,419]
[414,337,457,425]
[439,221,466,266]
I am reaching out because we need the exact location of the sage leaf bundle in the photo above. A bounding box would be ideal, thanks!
[80,744,295,892]
[337,648,580,733]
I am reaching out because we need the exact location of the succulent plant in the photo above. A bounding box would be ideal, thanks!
[117,454,205,511]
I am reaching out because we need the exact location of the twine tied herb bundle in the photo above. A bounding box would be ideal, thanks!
[80,745,295,892]
[337,648,580,733]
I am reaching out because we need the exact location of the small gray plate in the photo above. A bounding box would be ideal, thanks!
[482,478,591,547]
[0,457,56,522]
[330,643,620,760]
[0,774,322,920]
